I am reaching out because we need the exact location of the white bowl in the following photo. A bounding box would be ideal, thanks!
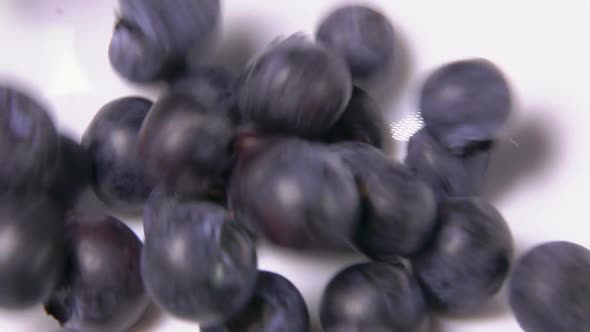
[1,0,589,331]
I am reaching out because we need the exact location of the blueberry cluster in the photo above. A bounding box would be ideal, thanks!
[0,2,588,332]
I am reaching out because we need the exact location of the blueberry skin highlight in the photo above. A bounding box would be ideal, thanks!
[141,199,257,326]
[405,128,492,200]
[82,97,154,213]
[44,214,148,332]
[0,85,59,195]
[316,5,395,80]
[138,92,235,198]
[420,59,511,154]
[320,261,430,332]
[110,0,221,82]
[0,195,64,309]
[203,271,310,332]
[412,197,513,314]
[228,139,361,250]
[237,36,352,137]
[509,241,590,332]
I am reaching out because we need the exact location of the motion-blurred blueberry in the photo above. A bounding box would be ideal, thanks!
[141,198,257,326]
[320,261,430,332]
[420,59,511,154]
[82,97,154,213]
[509,241,590,332]
[44,214,149,332]
[316,5,395,80]
[237,35,352,137]
[203,271,310,332]
[412,198,513,314]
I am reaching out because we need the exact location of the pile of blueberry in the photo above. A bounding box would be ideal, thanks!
[0,1,589,332]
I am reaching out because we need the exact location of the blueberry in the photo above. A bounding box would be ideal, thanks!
[405,128,492,200]
[0,85,59,195]
[49,134,93,210]
[110,0,221,82]
[0,195,64,309]
[141,199,257,325]
[324,86,386,149]
[203,271,310,332]
[228,139,360,250]
[82,97,154,213]
[331,142,437,257]
[237,35,352,137]
[420,59,511,154]
[169,66,238,121]
[412,197,513,314]
[44,214,148,332]
[316,5,395,80]
[509,241,590,332]
[138,92,234,198]
[320,261,430,332]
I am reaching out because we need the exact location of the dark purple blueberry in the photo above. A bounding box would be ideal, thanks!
[324,86,386,149]
[110,0,221,82]
[0,85,59,195]
[331,142,437,257]
[138,92,234,198]
[412,198,513,314]
[509,241,590,332]
[405,128,492,200]
[420,59,512,154]
[82,97,154,213]
[320,261,430,332]
[44,214,148,332]
[316,5,395,80]
[141,199,257,325]
[49,134,92,210]
[228,139,360,250]
[169,66,238,121]
[203,271,310,332]
[237,35,352,137]
[0,195,64,309]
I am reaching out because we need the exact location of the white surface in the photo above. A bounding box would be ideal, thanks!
[1,0,590,331]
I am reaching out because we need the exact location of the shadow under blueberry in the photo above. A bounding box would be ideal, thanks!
[198,16,262,73]
[484,110,557,203]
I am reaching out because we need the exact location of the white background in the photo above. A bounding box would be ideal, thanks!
[1,0,590,331]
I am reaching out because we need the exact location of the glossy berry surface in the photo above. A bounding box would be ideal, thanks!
[324,86,386,149]
[509,241,590,332]
[320,261,430,332]
[49,134,93,210]
[405,128,492,200]
[420,58,511,154]
[169,66,238,121]
[237,36,352,137]
[412,198,513,314]
[332,142,437,257]
[82,97,154,213]
[109,0,221,82]
[139,92,234,198]
[203,271,310,332]
[0,195,64,309]
[228,139,360,250]
[44,214,148,332]
[316,5,395,80]
[0,85,59,195]
[141,198,257,326]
